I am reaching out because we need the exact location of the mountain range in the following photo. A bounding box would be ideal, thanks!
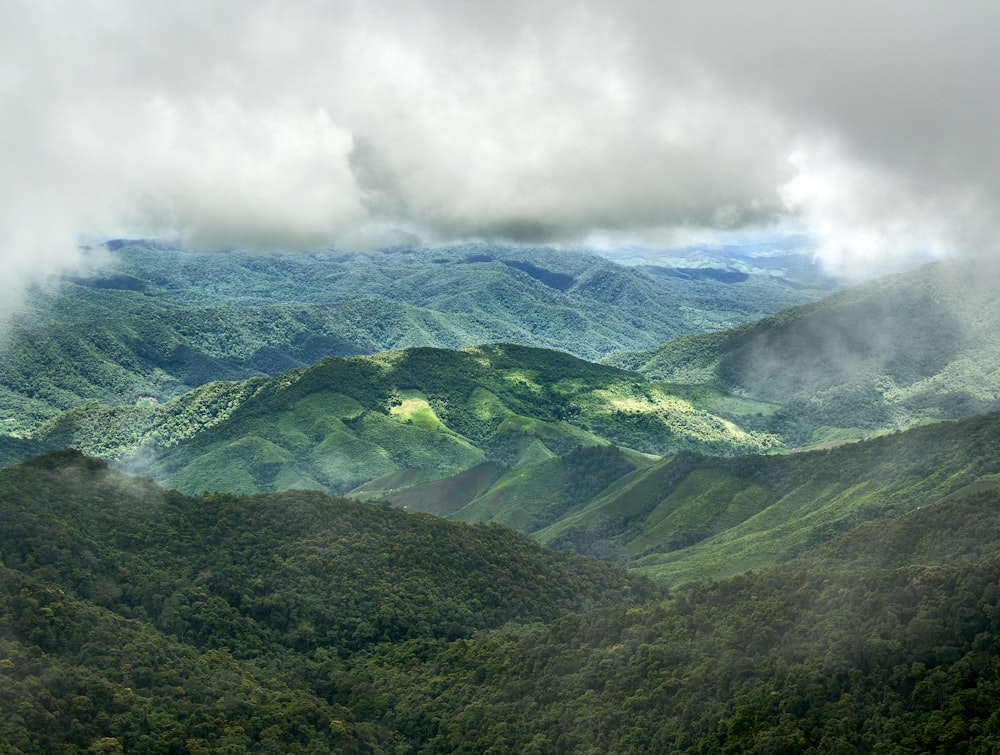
[6,243,1000,750]
[4,438,1000,751]
[32,343,777,495]
[9,250,1000,566]
[17,254,1000,574]
[0,241,828,435]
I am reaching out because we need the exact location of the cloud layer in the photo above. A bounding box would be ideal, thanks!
[3,0,999,291]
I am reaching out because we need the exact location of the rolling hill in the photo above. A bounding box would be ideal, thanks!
[0,449,656,752]
[6,449,1000,751]
[547,411,1000,585]
[31,343,778,495]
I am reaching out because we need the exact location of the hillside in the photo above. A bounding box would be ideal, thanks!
[6,451,1000,751]
[383,445,658,530]
[0,450,655,752]
[605,259,1000,445]
[0,241,826,434]
[32,343,778,495]
[389,411,1000,586]
[558,412,1000,584]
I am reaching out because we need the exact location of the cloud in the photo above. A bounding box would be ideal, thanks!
[778,143,977,279]
[2,0,999,290]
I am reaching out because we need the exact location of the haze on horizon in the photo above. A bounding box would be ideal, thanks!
[3,0,999,308]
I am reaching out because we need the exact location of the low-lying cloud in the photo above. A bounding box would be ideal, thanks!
[3,0,999,298]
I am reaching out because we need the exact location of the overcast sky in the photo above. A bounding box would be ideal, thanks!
[3,0,999,300]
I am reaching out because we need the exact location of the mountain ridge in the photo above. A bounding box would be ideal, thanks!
[391,410,1000,586]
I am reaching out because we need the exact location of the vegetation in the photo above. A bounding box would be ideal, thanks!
[9,244,1000,750]
[31,344,779,495]
[389,411,1000,586]
[343,539,1000,753]
[0,241,826,434]
[27,337,1000,590]
[0,450,656,752]
[605,259,1000,445]
[5,450,1000,751]
[442,445,656,532]
[579,411,1000,584]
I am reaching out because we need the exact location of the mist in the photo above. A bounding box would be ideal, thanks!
[3,0,999,300]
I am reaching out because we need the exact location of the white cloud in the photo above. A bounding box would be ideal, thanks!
[122,99,363,249]
[2,0,999,293]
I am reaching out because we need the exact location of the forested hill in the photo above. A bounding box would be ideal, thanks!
[32,343,777,495]
[6,450,1000,751]
[604,258,1000,445]
[0,241,826,434]
[0,449,656,752]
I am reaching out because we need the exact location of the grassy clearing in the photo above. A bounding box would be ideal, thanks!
[390,389,449,431]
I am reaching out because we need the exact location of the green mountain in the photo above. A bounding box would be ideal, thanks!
[550,412,1000,585]
[605,259,1000,445]
[1,241,827,434]
[32,344,778,495]
[394,411,1000,586]
[6,450,1000,752]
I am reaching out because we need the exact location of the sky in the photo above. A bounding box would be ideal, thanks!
[3,0,999,304]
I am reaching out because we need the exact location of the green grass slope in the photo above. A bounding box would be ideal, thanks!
[798,478,1000,573]
[531,411,1000,585]
[357,461,509,516]
[605,259,1000,445]
[32,343,778,495]
[445,445,657,533]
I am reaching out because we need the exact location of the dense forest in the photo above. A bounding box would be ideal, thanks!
[4,450,1000,752]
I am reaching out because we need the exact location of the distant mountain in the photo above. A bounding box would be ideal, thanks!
[604,259,1000,445]
[32,343,778,495]
[591,232,837,288]
[0,241,829,434]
